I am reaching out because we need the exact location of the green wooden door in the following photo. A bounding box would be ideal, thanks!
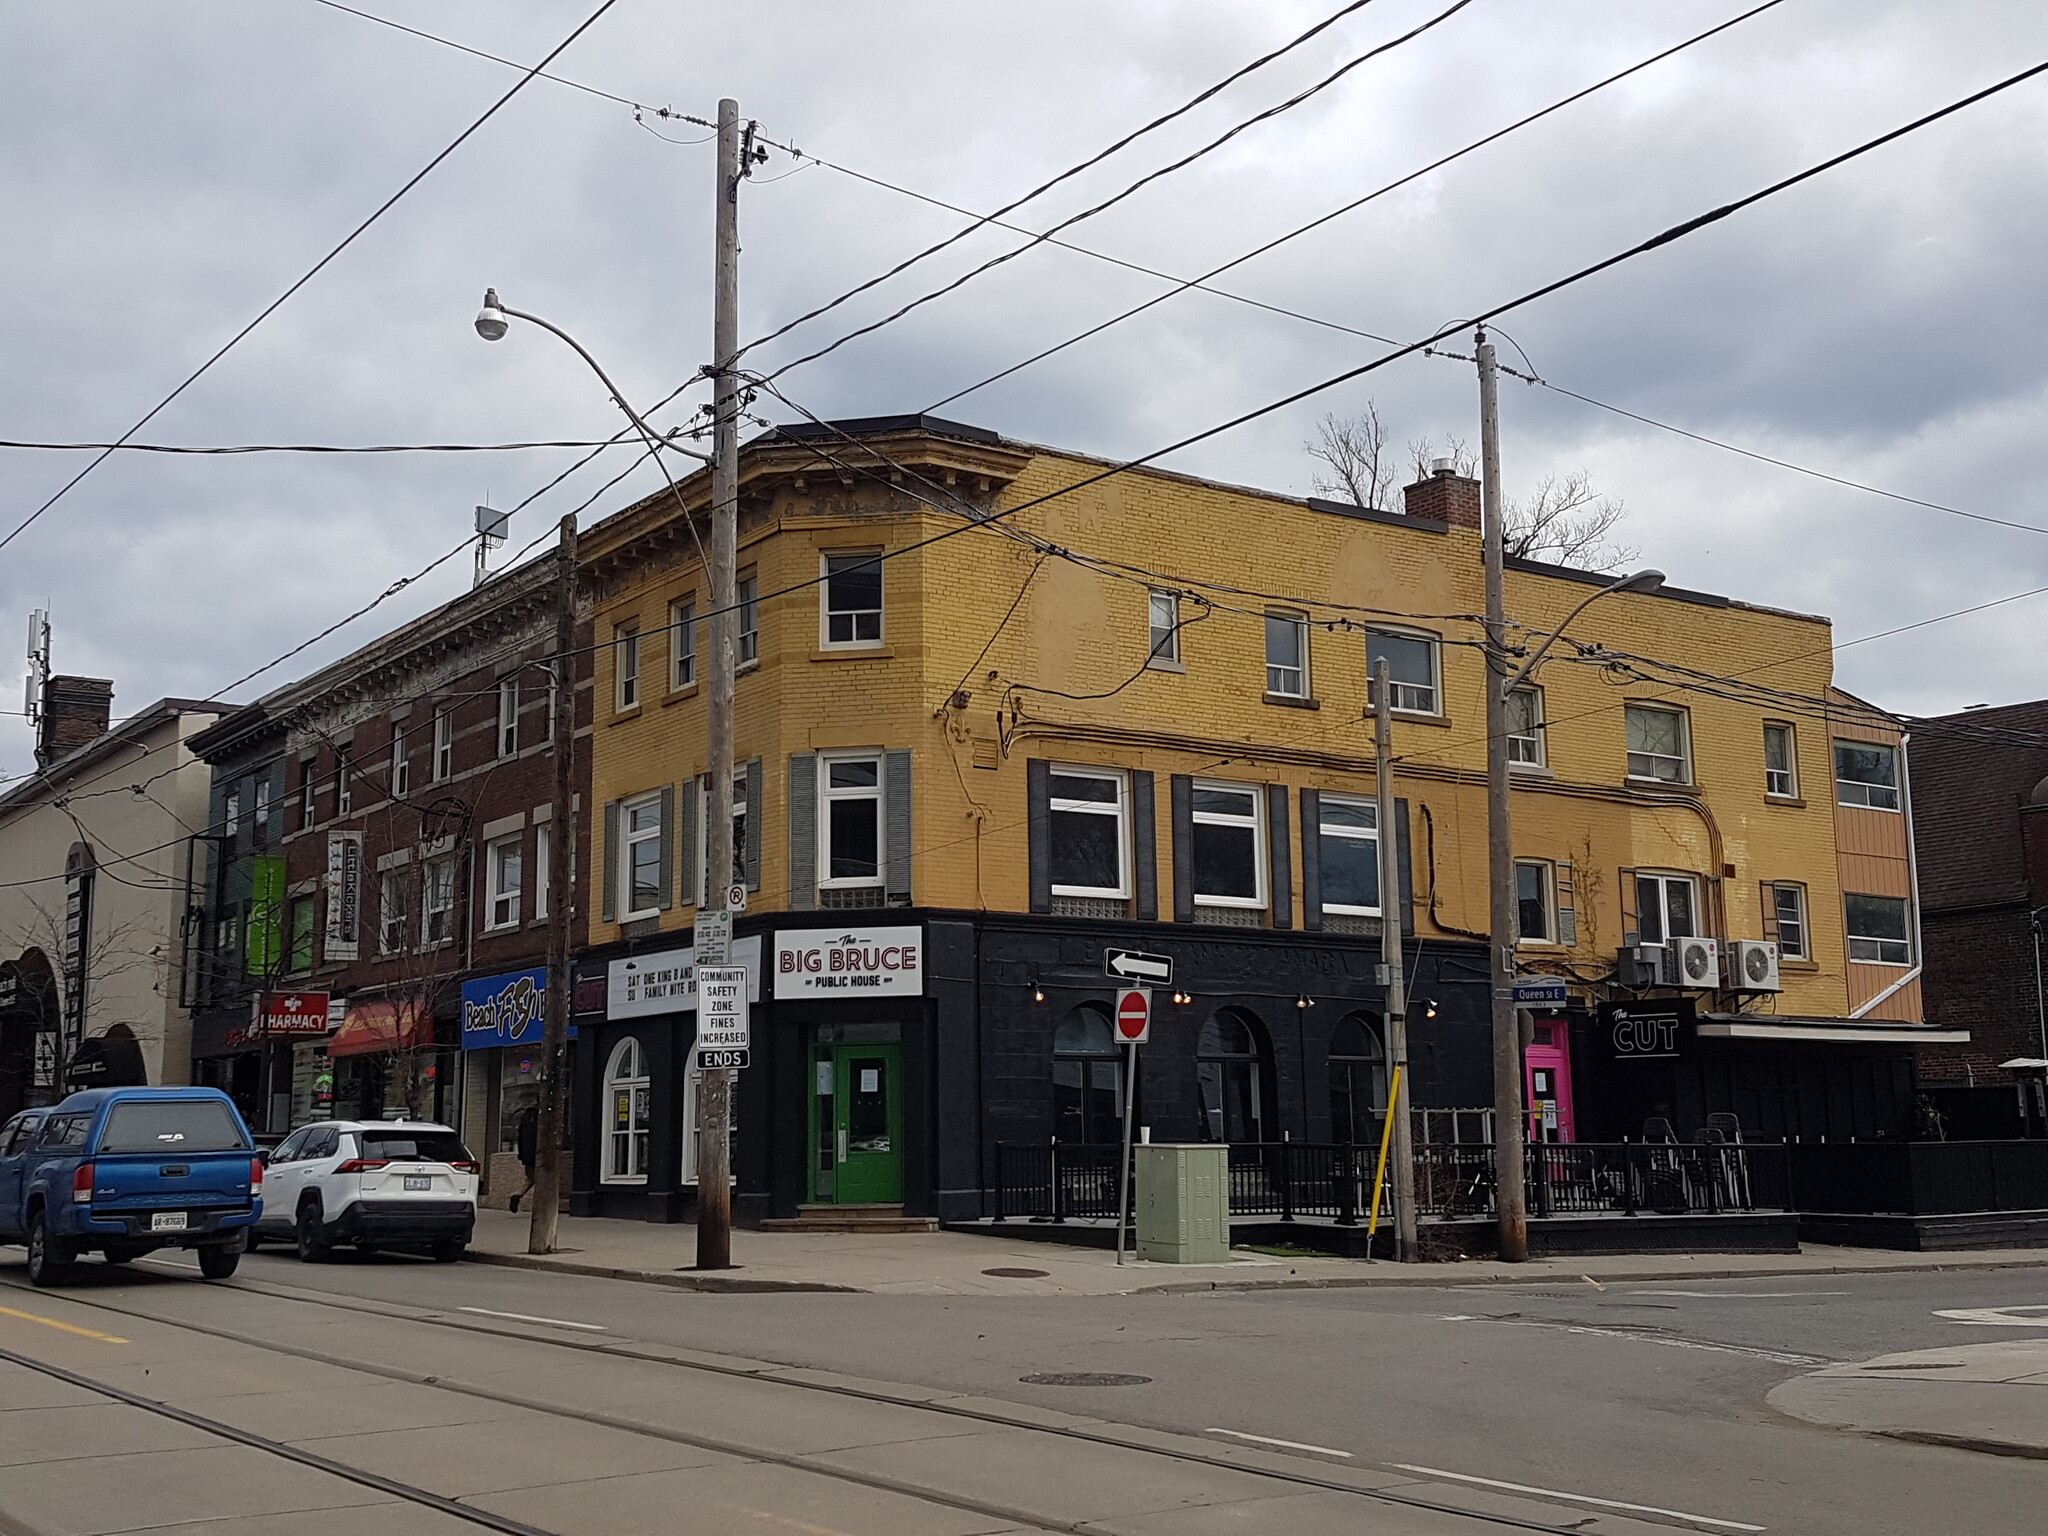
[832,1044,902,1204]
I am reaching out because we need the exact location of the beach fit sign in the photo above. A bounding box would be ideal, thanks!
[773,926,924,999]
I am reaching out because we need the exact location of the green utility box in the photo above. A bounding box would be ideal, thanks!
[1134,1143,1230,1264]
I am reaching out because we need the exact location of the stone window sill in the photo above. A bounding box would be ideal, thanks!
[1264,692,1319,710]
[811,647,895,662]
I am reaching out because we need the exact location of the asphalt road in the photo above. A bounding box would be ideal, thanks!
[5,1246,2046,1536]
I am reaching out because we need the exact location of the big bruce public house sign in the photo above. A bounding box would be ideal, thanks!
[773,926,923,999]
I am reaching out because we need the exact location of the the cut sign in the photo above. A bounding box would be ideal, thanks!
[1114,986,1151,1044]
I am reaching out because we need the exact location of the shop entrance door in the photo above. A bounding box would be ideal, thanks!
[1525,1017,1577,1143]
[812,1042,902,1204]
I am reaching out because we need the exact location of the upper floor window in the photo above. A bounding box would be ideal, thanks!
[670,599,696,689]
[335,751,352,816]
[1506,687,1545,768]
[390,727,410,799]
[621,793,664,921]
[432,709,453,781]
[379,870,409,954]
[299,758,316,825]
[1516,860,1555,942]
[223,788,241,839]
[288,895,316,973]
[699,771,749,903]
[820,753,883,888]
[1625,703,1691,784]
[1834,741,1899,811]
[1769,882,1809,960]
[1764,722,1797,798]
[737,573,760,667]
[498,679,519,757]
[253,780,271,845]
[1192,781,1265,910]
[615,624,642,711]
[1316,795,1379,917]
[1634,870,1698,946]
[1049,768,1128,899]
[1367,629,1440,715]
[422,856,456,945]
[1846,893,1910,964]
[486,835,523,931]
[534,822,552,921]
[1148,591,1180,666]
[1265,612,1309,699]
[822,552,883,647]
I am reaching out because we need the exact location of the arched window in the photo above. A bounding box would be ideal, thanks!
[1328,1013,1387,1145]
[1196,1008,1269,1144]
[1054,1004,1124,1144]
[603,1036,650,1184]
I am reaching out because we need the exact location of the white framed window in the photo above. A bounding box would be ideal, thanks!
[1317,795,1380,916]
[1764,722,1797,798]
[498,678,519,757]
[486,835,523,931]
[1626,703,1691,784]
[1634,871,1699,946]
[433,709,453,781]
[1148,591,1180,665]
[1049,767,1129,899]
[615,624,641,711]
[1770,882,1809,959]
[1191,780,1266,909]
[545,677,558,741]
[1516,860,1555,942]
[336,752,352,816]
[534,822,552,921]
[1367,628,1441,714]
[698,772,748,904]
[820,753,884,888]
[1835,740,1900,811]
[1506,686,1545,768]
[737,573,759,667]
[1265,612,1309,698]
[603,1036,651,1184]
[1847,893,1911,964]
[670,599,696,690]
[621,792,663,920]
[821,552,883,647]
[378,869,410,955]
[299,759,316,824]
[254,779,270,839]
[390,727,410,798]
[422,856,456,945]
[223,788,241,839]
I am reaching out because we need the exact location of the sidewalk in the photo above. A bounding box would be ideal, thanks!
[1770,1336,2048,1460]
[465,1207,2048,1297]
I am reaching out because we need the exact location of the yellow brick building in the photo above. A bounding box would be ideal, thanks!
[563,415,1953,1226]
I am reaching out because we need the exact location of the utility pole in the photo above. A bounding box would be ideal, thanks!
[696,97,743,1271]
[1477,327,1529,1262]
[1373,658,1416,1261]
[528,511,579,1254]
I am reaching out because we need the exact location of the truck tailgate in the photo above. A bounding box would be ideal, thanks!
[89,1151,255,1212]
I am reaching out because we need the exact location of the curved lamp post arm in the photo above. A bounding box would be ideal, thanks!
[475,289,712,465]
[1500,567,1664,697]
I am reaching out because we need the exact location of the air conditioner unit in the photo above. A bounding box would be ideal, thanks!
[1731,939,1782,992]
[1619,944,1674,988]
[1674,936,1722,990]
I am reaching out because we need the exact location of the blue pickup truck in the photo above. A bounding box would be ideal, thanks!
[0,1087,263,1285]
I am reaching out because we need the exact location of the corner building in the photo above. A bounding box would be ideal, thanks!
[574,415,1948,1226]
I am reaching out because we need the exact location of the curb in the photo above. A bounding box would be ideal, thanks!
[463,1249,863,1294]
[1880,1428,2048,1462]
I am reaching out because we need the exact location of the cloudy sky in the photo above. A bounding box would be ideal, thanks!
[5,0,2048,782]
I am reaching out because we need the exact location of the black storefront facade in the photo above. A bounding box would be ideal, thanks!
[571,910,1497,1225]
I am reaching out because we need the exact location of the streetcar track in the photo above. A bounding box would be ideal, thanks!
[0,1268,1659,1536]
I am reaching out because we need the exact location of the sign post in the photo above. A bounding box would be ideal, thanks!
[1112,986,1150,1265]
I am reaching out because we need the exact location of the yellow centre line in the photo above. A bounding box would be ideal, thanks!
[0,1304,129,1344]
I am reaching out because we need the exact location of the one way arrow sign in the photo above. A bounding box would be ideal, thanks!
[1104,948,1173,986]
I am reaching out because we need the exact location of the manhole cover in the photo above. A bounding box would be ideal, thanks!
[1020,1372,1152,1387]
[982,1267,1050,1278]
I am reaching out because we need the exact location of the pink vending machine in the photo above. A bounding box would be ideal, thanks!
[1524,1017,1577,1143]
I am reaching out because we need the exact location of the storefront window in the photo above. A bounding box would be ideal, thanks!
[1196,1009,1268,1144]
[1327,1013,1386,1145]
[1054,1004,1123,1145]
[604,1036,650,1183]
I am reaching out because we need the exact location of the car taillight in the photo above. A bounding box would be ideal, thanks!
[451,1161,479,1173]
[250,1157,264,1192]
[336,1158,388,1174]
[73,1162,94,1203]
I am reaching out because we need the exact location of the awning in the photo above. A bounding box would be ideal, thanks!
[1697,1013,1969,1046]
[330,999,431,1058]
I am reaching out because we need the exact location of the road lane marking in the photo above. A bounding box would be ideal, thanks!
[1633,1290,1849,1299]
[1205,1427,1352,1458]
[457,1306,606,1332]
[1437,1314,1824,1364]
[0,1304,128,1343]
[1935,1305,2048,1327]
[1392,1464,1766,1531]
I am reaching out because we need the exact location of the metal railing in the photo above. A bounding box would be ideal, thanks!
[990,1141,1127,1221]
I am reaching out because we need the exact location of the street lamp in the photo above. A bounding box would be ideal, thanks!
[1500,569,1665,698]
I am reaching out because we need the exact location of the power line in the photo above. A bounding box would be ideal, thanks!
[753,0,1477,381]
[0,0,626,556]
[0,438,621,455]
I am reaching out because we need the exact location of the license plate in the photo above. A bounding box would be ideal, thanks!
[403,1175,431,1191]
[151,1211,188,1232]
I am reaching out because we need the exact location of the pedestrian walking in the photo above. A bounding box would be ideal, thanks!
[508,1104,538,1212]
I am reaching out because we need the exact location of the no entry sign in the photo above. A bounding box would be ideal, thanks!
[1114,986,1151,1045]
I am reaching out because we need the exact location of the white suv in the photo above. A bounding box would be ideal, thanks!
[250,1118,478,1263]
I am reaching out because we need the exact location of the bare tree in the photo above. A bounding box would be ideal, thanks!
[1306,406,1397,511]
[1406,434,1475,481]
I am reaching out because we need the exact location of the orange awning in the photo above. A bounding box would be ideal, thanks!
[329,999,431,1058]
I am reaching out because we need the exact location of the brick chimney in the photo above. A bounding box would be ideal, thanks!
[1401,462,1482,531]
[37,676,113,765]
